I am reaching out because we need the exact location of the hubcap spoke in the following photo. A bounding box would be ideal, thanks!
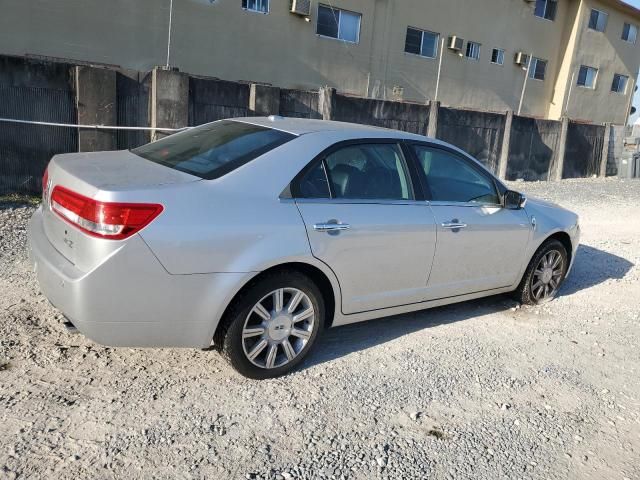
[265,344,278,368]
[282,339,296,361]
[293,307,314,323]
[247,339,268,360]
[252,303,271,321]
[287,291,304,314]
[291,328,311,340]
[273,289,284,312]
[243,327,265,338]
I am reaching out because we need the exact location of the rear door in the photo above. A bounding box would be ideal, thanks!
[408,143,531,299]
[293,141,437,314]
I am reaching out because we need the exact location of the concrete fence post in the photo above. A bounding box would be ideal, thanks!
[599,123,612,177]
[427,100,440,138]
[73,66,116,152]
[497,110,514,180]
[150,67,188,141]
[319,86,336,121]
[552,116,570,181]
[250,84,280,116]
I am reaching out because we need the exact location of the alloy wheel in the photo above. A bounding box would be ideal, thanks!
[531,249,564,301]
[241,288,315,369]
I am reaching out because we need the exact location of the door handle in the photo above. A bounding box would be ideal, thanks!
[441,222,468,229]
[313,222,351,232]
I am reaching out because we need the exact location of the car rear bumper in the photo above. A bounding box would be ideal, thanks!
[28,207,250,348]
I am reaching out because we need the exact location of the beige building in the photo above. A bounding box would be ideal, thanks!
[1,0,639,124]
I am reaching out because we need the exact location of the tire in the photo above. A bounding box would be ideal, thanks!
[214,270,325,379]
[514,239,569,305]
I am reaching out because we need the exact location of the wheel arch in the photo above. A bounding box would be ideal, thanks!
[545,231,573,265]
[213,261,340,346]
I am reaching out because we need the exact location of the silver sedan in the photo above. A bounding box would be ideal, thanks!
[29,117,580,379]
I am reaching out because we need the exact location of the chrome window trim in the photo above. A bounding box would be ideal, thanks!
[291,197,429,207]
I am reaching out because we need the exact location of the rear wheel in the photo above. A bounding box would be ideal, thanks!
[216,271,324,379]
[515,239,568,305]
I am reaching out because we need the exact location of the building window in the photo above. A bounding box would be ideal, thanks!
[242,0,268,13]
[317,5,361,43]
[465,41,481,60]
[577,65,598,88]
[622,23,638,44]
[404,27,439,58]
[611,74,629,94]
[529,58,547,80]
[534,0,557,21]
[588,9,608,32]
[491,48,505,65]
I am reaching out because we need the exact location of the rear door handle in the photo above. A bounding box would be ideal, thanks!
[313,222,351,232]
[441,222,468,229]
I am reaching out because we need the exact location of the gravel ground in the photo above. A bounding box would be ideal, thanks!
[1,178,639,480]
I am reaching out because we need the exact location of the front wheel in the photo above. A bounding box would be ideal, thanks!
[515,239,568,305]
[215,271,324,379]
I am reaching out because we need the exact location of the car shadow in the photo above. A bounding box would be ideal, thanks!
[303,245,634,369]
[558,244,634,296]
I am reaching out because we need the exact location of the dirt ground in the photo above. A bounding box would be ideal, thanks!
[1,178,639,480]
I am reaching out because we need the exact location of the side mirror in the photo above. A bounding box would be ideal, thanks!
[504,190,527,210]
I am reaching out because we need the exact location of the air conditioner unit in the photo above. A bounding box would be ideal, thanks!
[447,36,464,52]
[514,52,530,66]
[290,0,311,16]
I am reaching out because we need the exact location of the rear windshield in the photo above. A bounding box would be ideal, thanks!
[132,120,296,180]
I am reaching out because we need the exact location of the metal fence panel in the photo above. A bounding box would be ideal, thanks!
[563,123,604,179]
[436,107,505,173]
[188,78,250,126]
[507,117,560,181]
[0,85,77,194]
[332,94,429,135]
[116,72,150,149]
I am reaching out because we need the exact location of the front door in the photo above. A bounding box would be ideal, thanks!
[294,142,437,314]
[409,143,531,299]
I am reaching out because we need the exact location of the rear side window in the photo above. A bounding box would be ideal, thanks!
[297,143,413,200]
[132,120,295,180]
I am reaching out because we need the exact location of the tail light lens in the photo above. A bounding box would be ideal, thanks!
[50,186,163,240]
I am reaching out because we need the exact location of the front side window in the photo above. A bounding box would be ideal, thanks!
[622,23,638,43]
[577,65,598,88]
[317,5,361,43]
[588,9,608,32]
[534,0,557,21]
[299,143,413,200]
[405,27,439,58]
[132,121,295,180]
[611,74,629,94]
[465,41,481,60]
[491,48,505,65]
[242,0,269,13]
[412,145,500,205]
[529,58,548,81]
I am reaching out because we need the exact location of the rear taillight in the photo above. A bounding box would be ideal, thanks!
[50,186,163,240]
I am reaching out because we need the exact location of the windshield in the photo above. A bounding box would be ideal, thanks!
[132,120,296,179]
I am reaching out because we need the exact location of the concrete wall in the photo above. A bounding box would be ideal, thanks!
[1,0,639,125]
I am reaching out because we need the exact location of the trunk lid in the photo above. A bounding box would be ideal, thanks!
[42,150,199,270]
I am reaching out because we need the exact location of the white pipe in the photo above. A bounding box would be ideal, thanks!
[166,0,174,68]
[434,37,445,102]
[517,52,533,116]
[0,117,187,132]
[564,70,576,117]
